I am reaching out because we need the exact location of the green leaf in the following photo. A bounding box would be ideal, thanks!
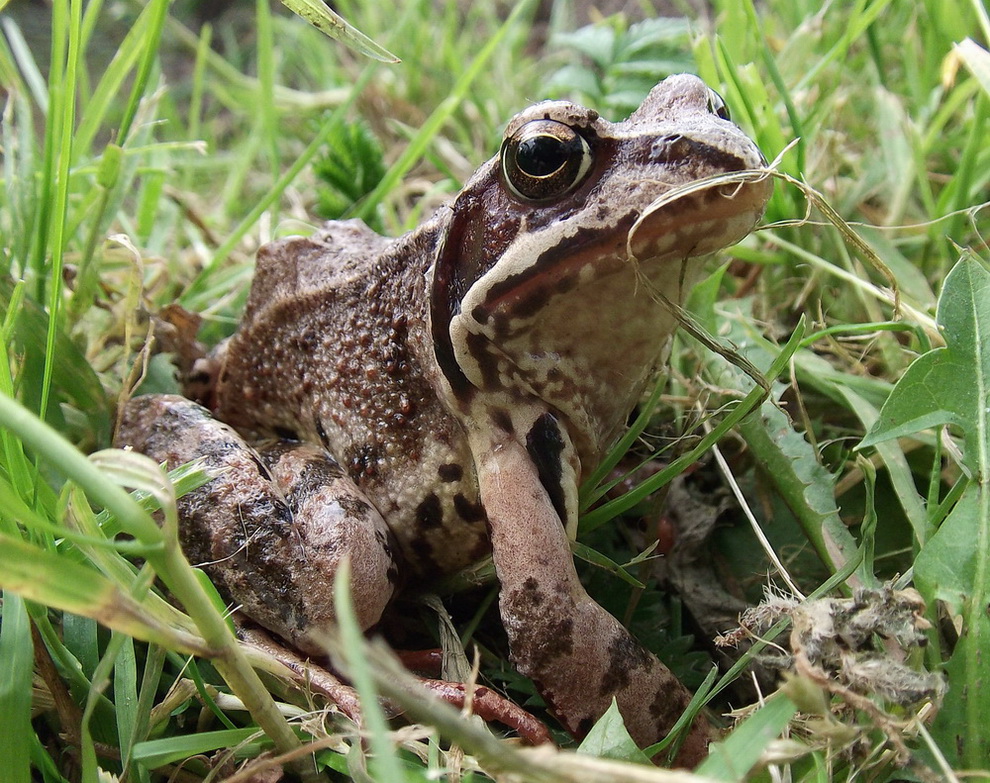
[577,698,652,764]
[314,120,386,228]
[699,299,859,575]
[860,258,990,467]
[1,276,110,443]
[915,485,980,615]
[915,481,990,768]
[736,401,856,575]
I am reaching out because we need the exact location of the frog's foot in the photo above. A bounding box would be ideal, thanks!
[115,394,401,656]
[242,623,552,744]
[238,623,364,723]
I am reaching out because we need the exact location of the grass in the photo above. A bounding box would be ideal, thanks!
[0,0,989,780]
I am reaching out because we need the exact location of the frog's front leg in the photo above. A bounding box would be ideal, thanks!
[116,395,400,656]
[471,426,713,767]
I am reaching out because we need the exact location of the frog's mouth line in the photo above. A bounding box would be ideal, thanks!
[475,170,772,329]
[628,169,773,261]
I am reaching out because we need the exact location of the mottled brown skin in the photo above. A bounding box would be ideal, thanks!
[117,74,772,766]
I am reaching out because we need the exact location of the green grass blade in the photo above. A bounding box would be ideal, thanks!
[0,533,209,655]
[113,634,140,773]
[73,0,162,155]
[181,66,377,304]
[131,728,270,769]
[332,559,408,783]
[697,693,798,780]
[353,0,536,223]
[0,593,34,783]
[282,0,399,62]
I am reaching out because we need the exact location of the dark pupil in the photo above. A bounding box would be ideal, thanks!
[515,134,570,176]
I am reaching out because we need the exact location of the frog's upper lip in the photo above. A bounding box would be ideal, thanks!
[628,170,773,257]
[473,171,772,325]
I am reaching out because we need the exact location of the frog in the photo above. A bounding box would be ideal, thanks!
[116,73,772,766]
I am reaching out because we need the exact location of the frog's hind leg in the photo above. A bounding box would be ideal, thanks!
[115,394,400,657]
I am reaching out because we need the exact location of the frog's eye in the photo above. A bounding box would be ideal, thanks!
[706,89,730,121]
[501,120,592,202]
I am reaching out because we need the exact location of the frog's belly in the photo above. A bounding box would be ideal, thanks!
[296,391,491,580]
[357,435,491,579]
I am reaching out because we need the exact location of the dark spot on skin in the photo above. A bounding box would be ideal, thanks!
[315,418,330,450]
[465,332,502,390]
[187,367,212,385]
[273,425,300,441]
[490,408,514,434]
[179,481,308,633]
[599,632,653,697]
[248,452,276,483]
[524,616,574,663]
[415,493,444,530]
[649,134,748,171]
[437,463,463,482]
[525,412,568,524]
[408,535,440,573]
[297,453,347,484]
[467,535,493,562]
[374,529,403,589]
[480,216,635,307]
[256,440,296,467]
[257,446,350,513]
[453,493,487,523]
[648,687,685,722]
[431,193,520,402]
[508,287,549,321]
[336,495,375,518]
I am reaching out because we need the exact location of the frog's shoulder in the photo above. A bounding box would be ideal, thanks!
[245,219,389,313]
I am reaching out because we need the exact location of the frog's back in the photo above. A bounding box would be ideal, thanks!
[241,219,390,320]
[212,217,490,577]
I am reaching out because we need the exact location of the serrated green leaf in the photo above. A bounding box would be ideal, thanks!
[736,401,857,574]
[860,258,990,469]
[700,301,859,574]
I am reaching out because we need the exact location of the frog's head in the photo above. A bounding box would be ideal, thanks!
[430,73,771,473]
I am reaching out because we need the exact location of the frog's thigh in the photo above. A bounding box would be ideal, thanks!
[116,395,399,656]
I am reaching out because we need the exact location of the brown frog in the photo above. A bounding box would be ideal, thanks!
[117,73,772,765]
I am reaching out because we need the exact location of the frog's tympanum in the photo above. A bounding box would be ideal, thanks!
[118,74,771,765]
